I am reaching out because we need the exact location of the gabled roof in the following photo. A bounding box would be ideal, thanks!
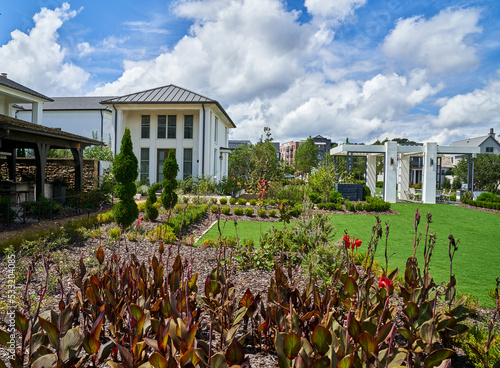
[16,96,114,111]
[101,85,214,104]
[449,135,497,147]
[101,84,236,128]
[0,75,53,102]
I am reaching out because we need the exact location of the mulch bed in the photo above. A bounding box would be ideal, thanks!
[0,201,495,367]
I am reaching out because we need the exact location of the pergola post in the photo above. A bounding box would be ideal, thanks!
[366,154,377,197]
[71,147,84,192]
[7,147,16,180]
[35,142,50,199]
[422,142,437,204]
[399,154,410,200]
[384,141,398,203]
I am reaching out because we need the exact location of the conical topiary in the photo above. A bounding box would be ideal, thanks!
[112,127,139,228]
[145,183,161,220]
[161,149,179,209]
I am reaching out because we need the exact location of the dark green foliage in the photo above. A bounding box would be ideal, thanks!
[345,200,355,211]
[365,196,391,211]
[229,197,237,205]
[268,209,277,217]
[244,207,254,216]
[166,204,207,233]
[294,136,318,174]
[113,128,138,228]
[355,201,363,211]
[325,202,336,211]
[238,198,247,205]
[161,149,179,209]
[441,177,451,189]
[363,184,371,199]
[329,190,344,204]
[221,206,231,215]
[234,207,244,215]
[308,191,321,203]
[220,197,228,204]
[376,180,384,188]
[145,183,161,220]
[257,208,266,217]
[477,192,500,202]
[0,195,16,221]
[317,203,326,210]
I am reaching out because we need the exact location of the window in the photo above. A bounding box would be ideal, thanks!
[183,148,193,179]
[184,115,193,139]
[140,148,149,183]
[167,115,176,139]
[214,149,218,176]
[214,117,218,143]
[157,115,166,139]
[157,149,175,182]
[141,115,150,138]
[486,147,494,153]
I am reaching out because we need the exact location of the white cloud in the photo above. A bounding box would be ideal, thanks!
[433,73,500,128]
[0,3,89,96]
[383,7,481,74]
[92,0,311,101]
[123,21,170,34]
[305,0,366,24]
[77,42,95,57]
[228,70,441,143]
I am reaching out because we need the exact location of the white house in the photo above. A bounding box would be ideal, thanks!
[101,85,236,184]
[15,96,115,144]
[0,73,52,123]
[449,128,500,165]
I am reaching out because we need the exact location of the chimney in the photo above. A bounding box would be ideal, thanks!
[0,73,7,78]
[490,128,494,135]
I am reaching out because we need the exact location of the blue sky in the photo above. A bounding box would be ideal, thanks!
[1,0,500,145]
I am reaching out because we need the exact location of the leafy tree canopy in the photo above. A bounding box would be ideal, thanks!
[454,153,500,192]
[294,136,318,175]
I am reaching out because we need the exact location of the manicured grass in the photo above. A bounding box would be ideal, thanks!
[197,203,499,307]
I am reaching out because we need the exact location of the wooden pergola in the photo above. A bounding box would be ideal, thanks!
[0,114,104,199]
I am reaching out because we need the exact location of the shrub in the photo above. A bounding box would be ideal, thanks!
[242,238,254,248]
[182,196,189,203]
[202,238,217,248]
[450,193,457,201]
[268,209,277,217]
[244,207,254,216]
[229,197,237,205]
[249,199,257,206]
[210,197,217,204]
[108,227,121,240]
[268,199,276,206]
[210,205,219,214]
[362,185,371,200]
[257,208,266,217]
[233,207,244,216]
[161,149,179,209]
[325,203,336,211]
[477,192,500,202]
[113,127,139,228]
[365,196,391,211]
[174,203,185,213]
[345,200,355,212]
[336,203,343,211]
[308,191,321,203]
[238,198,247,205]
[376,181,384,188]
[145,183,161,220]
[302,244,345,289]
[224,236,238,247]
[221,206,231,215]
[317,203,326,210]
[355,201,363,211]
[461,190,473,203]
[219,197,228,204]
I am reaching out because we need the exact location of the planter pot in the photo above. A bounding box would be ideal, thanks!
[53,185,66,204]
[336,183,364,201]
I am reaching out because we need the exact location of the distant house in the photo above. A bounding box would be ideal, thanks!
[101,85,236,184]
[15,96,115,143]
[312,135,334,162]
[228,140,252,149]
[449,128,500,164]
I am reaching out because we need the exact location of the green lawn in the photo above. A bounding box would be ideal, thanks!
[197,203,500,307]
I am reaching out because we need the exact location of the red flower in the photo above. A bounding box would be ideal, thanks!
[379,276,393,291]
[354,238,362,248]
[343,235,351,249]
[137,216,144,227]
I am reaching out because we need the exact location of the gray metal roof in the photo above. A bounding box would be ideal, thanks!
[0,75,53,102]
[15,96,114,111]
[101,85,214,104]
[101,84,236,128]
[449,136,489,147]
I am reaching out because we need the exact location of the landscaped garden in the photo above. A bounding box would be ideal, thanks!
[1,131,499,367]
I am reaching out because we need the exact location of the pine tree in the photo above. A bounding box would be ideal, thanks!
[145,183,161,220]
[112,127,139,228]
[161,149,179,209]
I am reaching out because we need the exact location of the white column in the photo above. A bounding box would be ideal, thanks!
[366,154,377,197]
[384,141,398,203]
[32,102,43,124]
[399,154,410,200]
[422,142,437,204]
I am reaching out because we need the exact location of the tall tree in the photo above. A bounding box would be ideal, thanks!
[161,149,179,209]
[113,127,139,228]
[250,127,279,181]
[309,159,338,203]
[294,136,318,175]
[228,143,253,179]
[454,153,500,191]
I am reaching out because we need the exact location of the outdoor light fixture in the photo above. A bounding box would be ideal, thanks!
[390,157,394,166]
[430,158,434,166]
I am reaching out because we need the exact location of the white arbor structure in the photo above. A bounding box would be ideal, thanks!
[330,142,480,204]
